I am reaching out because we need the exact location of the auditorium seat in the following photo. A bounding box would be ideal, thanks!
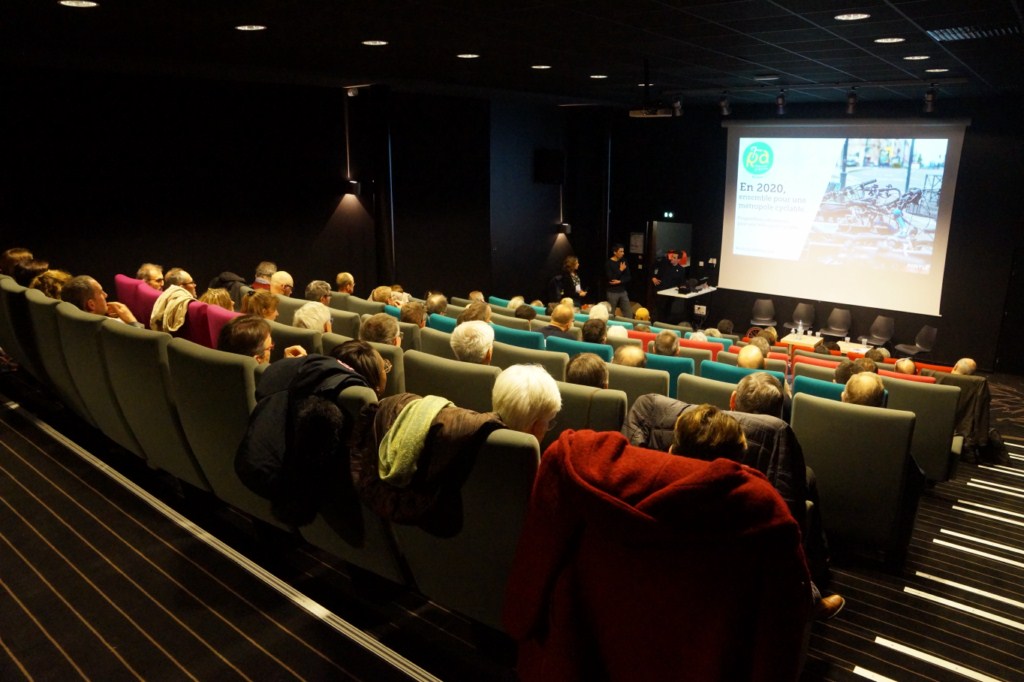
[544,336,613,362]
[817,308,852,339]
[782,302,815,332]
[895,325,938,358]
[792,361,836,382]
[791,393,920,570]
[882,377,960,482]
[266,320,322,362]
[543,382,628,449]
[491,341,568,381]
[490,313,531,331]
[55,303,145,458]
[328,307,361,340]
[0,275,46,381]
[858,315,895,347]
[685,332,734,351]
[114,273,141,317]
[699,361,786,387]
[427,313,457,333]
[391,428,540,630]
[178,300,213,347]
[487,295,511,308]
[272,294,306,326]
[671,345,713,376]
[206,303,242,348]
[792,375,845,402]
[678,337,724,361]
[878,368,936,384]
[644,353,695,399]
[750,298,776,326]
[450,296,474,307]
[134,281,162,329]
[606,362,670,409]
[99,320,212,490]
[676,373,735,410]
[345,295,386,316]
[403,350,500,412]
[491,324,545,351]
[419,326,457,359]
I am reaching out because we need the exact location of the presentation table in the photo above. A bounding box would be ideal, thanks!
[656,285,717,299]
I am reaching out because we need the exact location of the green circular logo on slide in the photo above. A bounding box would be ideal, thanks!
[742,142,773,175]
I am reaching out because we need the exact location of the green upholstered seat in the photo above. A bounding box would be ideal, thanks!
[403,349,501,412]
[676,373,735,410]
[491,341,568,381]
[606,363,670,411]
[883,377,961,482]
[542,382,628,449]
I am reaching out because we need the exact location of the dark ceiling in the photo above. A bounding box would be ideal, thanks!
[3,0,1023,107]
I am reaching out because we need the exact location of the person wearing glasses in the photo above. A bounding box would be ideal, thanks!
[270,271,295,297]
[217,315,306,364]
[136,262,164,291]
[328,340,388,396]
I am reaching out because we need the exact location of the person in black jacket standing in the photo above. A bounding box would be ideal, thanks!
[604,243,632,318]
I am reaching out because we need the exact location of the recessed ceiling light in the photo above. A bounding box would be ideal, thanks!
[590,74,608,79]
[753,73,780,81]
[925,67,950,73]
[637,82,654,87]
[531,65,551,70]
[362,39,388,47]
[59,0,98,6]
[235,25,266,31]
[874,37,905,44]
[456,53,480,59]
[904,55,930,61]
[835,13,870,21]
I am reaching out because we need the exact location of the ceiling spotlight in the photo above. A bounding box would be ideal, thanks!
[926,68,949,73]
[235,25,266,31]
[923,87,936,113]
[874,37,905,44]
[590,74,608,79]
[59,1,98,6]
[719,94,731,116]
[775,90,786,116]
[361,39,388,46]
[846,89,858,115]
[903,55,930,61]
[753,73,780,81]
[835,13,870,21]
[531,65,551,70]
[346,87,359,97]
[456,53,480,59]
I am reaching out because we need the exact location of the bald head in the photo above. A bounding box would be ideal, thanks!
[894,358,916,375]
[551,304,575,330]
[737,344,767,369]
[842,372,885,407]
[612,345,646,368]
[952,358,977,375]
[270,271,294,296]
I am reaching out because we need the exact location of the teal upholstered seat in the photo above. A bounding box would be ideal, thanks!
[491,323,545,350]
[644,353,695,398]
[792,375,845,402]
[544,335,613,362]
[699,361,786,387]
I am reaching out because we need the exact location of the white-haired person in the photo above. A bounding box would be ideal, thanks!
[588,301,611,321]
[492,364,562,441]
[292,301,332,333]
[450,320,495,365]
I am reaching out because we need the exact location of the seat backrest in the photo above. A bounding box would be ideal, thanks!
[878,368,935,383]
[792,375,845,402]
[823,308,851,334]
[606,362,670,410]
[491,341,568,381]
[882,377,960,481]
[915,325,938,351]
[166,338,289,527]
[790,393,918,568]
[370,341,405,396]
[450,296,474,307]
[419,326,457,359]
[403,349,501,412]
[792,362,836,382]
[544,335,613,361]
[487,295,511,307]
[55,304,144,457]
[868,315,895,340]
[395,320,420,351]
[699,360,786,387]
[643,353,695,399]
[205,304,242,348]
[793,348,842,362]
[273,294,307,326]
[793,354,840,369]
[178,299,213,347]
[715,349,738,366]
[544,382,628,449]
[328,307,361,340]
[925,371,990,452]
[443,302,465,319]
[347,295,386,316]
[684,332,733,351]
[114,274,141,316]
[673,345,713,376]
[751,298,775,322]
[327,291,350,311]
[790,302,815,327]
[24,289,95,424]
[676,373,735,409]
[390,428,540,629]
[491,323,545,350]
[267,320,322,362]
[678,337,724,361]
[627,330,658,347]
[99,321,211,490]
[428,313,457,333]
[531,319,582,340]
[0,275,46,381]
[134,281,162,328]
[491,312,530,331]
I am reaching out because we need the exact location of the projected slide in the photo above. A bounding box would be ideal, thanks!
[720,121,966,316]
[735,137,946,274]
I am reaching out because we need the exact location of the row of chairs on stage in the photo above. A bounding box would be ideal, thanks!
[751,298,938,357]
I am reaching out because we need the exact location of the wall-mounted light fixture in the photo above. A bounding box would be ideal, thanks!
[923,86,936,113]
[719,93,731,116]
[775,89,786,115]
[846,89,858,115]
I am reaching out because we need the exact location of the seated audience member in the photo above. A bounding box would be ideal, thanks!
[812,340,829,355]
[252,261,276,290]
[450,320,495,364]
[457,300,492,325]
[749,336,771,358]
[13,259,49,287]
[581,319,608,345]
[833,359,854,384]
[540,304,576,339]
[730,372,784,419]
[612,345,646,368]
[328,340,387,396]
[634,322,651,333]
[29,269,72,300]
[634,307,651,322]
[293,301,332,333]
[199,287,233,311]
[842,372,885,407]
[894,358,917,375]
[737,344,766,369]
[851,357,878,375]
[703,327,721,338]
[689,331,708,343]
[877,347,891,359]
[207,271,246,302]
[426,292,448,316]
[217,314,305,364]
[559,297,576,310]
[468,290,485,303]
[136,263,164,290]
[400,300,427,328]
[335,271,355,294]
[717,319,735,335]
[304,280,332,304]
[588,302,610,322]
[530,299,544,308]
[653,330,679,356]
[390,286,411,306]
[361,312,401,346]
[606,325,628,341]
[0,247,33,276]
[508,295,525,310]
[864,348,886,363]
[566,352,609,389]
[270,271,295,297]
[243,290,279,321]
[514,304,537,321]
[61,275,142,327]
[953,358,977,375]
[670,404,747,460]
[824,340,841,352]
[761,326,779,346]
[492,364,562,440]
[165,268,198,298]
[370,284,397,305]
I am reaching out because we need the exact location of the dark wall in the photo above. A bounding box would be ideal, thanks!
[597,97,1024,369]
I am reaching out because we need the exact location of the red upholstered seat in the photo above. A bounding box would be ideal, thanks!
[879,368,936,383]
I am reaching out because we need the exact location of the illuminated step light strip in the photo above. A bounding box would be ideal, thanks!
[875,636,1002,682]
[905,587,1024,632]
[916,571,1024,610]
[933,538,1024,569]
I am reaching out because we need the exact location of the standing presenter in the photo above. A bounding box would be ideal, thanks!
[605,243,632,318]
